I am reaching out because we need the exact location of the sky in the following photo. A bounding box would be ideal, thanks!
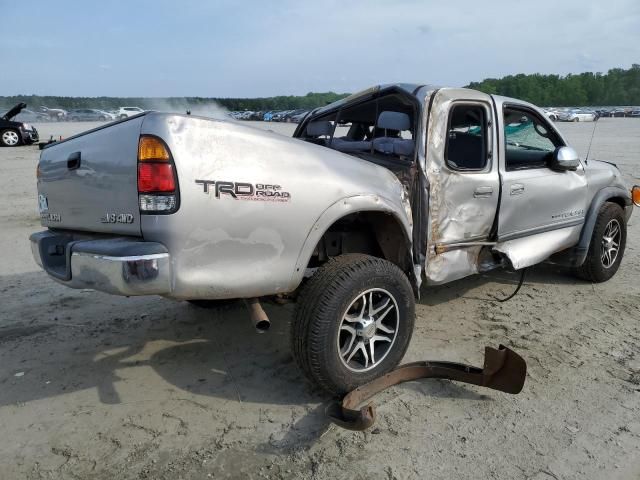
[1,0,639,98]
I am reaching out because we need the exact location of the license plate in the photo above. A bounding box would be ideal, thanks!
[38,194,48,213]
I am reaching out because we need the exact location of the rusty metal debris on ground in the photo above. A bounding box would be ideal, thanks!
[327,345,527,431]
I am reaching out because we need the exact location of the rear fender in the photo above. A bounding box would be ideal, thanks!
[289,194,414,291]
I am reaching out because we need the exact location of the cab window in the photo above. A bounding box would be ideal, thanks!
[503,107,562,171]
[445,104,488,171]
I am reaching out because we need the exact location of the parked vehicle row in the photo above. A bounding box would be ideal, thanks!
[543,106,640,121]
[0,104,147,123]
[230,109,310,123]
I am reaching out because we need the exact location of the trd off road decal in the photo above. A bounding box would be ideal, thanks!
[195,180,291,202]
[551,209,584,220]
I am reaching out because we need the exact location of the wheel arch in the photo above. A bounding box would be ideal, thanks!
[288,194,416,293]
[570,186,631,266]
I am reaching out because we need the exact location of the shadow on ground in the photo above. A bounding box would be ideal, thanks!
[0,263,584,447]
[421,263,584,306]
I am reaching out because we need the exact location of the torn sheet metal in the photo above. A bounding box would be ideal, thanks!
[425,246,482,285]
[493,224,582,270]
[424,88,500,285]
[327,345,527,431]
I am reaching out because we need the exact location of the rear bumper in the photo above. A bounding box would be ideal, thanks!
[30,231,172,296]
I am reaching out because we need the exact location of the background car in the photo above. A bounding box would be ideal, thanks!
[38,106,67,121]
[563,109,597,122]
[0,103,39,146]
[115,107,144,119]
[290,110,309,123]
[67,109,115,121]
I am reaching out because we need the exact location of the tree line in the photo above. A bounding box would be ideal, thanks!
[2,65,639,111]
[466,64,640,107]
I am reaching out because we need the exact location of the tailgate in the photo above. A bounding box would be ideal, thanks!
[37,116,145,235]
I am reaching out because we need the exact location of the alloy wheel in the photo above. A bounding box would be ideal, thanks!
[601,219,621,268]
[337,288,399,372]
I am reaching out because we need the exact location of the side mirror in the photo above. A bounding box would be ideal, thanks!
[550,146,580,171]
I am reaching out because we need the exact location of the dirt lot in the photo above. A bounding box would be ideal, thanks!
[1,118,639,480]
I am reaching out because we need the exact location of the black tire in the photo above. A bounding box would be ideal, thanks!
[291,254,415,395]
[574,203,626,282]
[0,129,21,147]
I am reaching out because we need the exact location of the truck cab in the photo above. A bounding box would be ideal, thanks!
[295,85,633,286]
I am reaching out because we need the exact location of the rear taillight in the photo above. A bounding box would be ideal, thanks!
[138,163,175,192]
[137,135,179,214]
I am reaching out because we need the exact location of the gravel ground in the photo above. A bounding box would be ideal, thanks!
[0,118,639,480]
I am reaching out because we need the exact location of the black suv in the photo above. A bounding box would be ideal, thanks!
[1,103,39,147]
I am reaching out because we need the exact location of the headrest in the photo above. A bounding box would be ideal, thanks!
[306,121,332,136]
[377,111,410,131]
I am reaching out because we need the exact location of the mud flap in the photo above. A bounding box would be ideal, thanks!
[327,345,526,431]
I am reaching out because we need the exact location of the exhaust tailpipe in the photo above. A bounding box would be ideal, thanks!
[245,298,270,333]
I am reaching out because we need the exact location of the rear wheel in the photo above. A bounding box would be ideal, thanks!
[574,203,626,282]
[0,129,20,147]
[291,254,415,395]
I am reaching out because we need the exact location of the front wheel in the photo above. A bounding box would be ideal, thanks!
[291,254,415,395]
[574,203,627,282]
[0,129,21,147]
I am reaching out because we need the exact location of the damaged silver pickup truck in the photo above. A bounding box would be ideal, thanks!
[31,84,638,394]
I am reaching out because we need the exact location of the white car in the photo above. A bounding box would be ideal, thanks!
[565,110,597,122]
[115,107,145,119]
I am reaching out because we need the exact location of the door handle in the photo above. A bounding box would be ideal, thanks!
[67,151,81,170]
[473,186,494,198]
[510,183,525,195]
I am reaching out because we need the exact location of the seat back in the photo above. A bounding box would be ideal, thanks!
[447,132,483,169]
[373,111,414,156]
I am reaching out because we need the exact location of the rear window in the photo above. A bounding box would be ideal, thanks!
[445,104,488,171]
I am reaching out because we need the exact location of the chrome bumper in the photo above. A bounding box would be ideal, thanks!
[30,231,172,296]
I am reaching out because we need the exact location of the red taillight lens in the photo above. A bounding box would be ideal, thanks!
[138,163,176,193]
